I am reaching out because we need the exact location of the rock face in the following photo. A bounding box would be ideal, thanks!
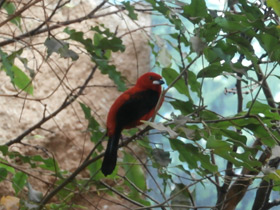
[0,1,150,207]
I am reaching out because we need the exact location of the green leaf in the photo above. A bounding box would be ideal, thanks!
[91,26,125,52]
[64,28,95,53]
[0,168,8,181]
[206,135,243,166]
[188,70,201,96]
[210,116,259,135]
[204,47,220,63]
[233,151,261,168]
[162,67,190,97]
[215,17,246,32]
[8,65,34,95]
[98,36,125,53]
[170,33,189,47]
[7,48,24,63]
[246,124,277,147]
[0,48,24,77]
[31,155,60,173]
[146,0,169,16]
[3,1,16,14]
[257,33,280,61]
[146,0,184,30]
[267,0,280,17]
[197,62,232,78]
[246,100,280,119]
[0,49,34,94]
[207,40,237,63]
[170,99,194,115]
[123,152,146,191]
[96,60,127,91]
[200,110,220,120]
[0,161,15,174]
[64,27,126,91]
[3,2,21,28]
[183,0,208,23]
[122,151,150,205]
[0,48,14,78]
[206,135,231,150]
[122,1,138,20]
[87,152,104,180]
[80,103,104,150]
[12,171,28,195]
[258,33,278,52]
[92,28,125,53]
[17,56,35,78]
[55,179,75,200]
[220,129,247,145]
[212,46,231,62]
[265,170,280,182]
[91,25,115,37]
[169,139,218,173]
[200,22,220,42]
[44,38,79,61]
[239,0,264,21]
[0,145,9,156]
[206,135,260,170]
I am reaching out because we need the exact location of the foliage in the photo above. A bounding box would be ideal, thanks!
[1,0,280,210]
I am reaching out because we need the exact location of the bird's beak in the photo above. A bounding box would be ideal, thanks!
[153,79,164,85]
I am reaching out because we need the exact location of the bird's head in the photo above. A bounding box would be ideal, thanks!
[136,72,164,91]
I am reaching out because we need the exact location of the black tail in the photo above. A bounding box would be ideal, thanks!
[101,133,121,176]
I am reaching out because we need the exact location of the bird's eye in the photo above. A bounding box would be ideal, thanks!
[149,76,154,80]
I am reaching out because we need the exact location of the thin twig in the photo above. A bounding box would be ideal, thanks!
[125,146,167,210]
[100,180,145,208]
[5,65,98,146]
[0,0,41,28]
[0,0,109,47]
[38,126,151,208]
[38,133,104,209]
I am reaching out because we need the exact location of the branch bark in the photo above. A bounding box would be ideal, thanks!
[5,64,97,146]
[222,142,270,210]
[0,0,109,47]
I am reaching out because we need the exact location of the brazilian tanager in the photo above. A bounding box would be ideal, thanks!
[101,72,164,176]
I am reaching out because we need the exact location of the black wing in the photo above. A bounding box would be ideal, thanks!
[115,89,160,129]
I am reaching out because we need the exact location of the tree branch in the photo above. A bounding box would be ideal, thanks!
[37,126,152,209]
[0,0,109,47]
[0,0,41,28]
[5,64,98,146]
[222,142,270,210]
[252,157,280,210]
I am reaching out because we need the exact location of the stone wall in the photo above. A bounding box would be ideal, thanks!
[0,1,151,208]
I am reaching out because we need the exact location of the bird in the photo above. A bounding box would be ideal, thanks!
[101,72,164,176]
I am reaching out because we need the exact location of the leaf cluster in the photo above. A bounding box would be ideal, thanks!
[2,0,280,209]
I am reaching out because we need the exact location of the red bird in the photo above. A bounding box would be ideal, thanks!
[101,72,164,176]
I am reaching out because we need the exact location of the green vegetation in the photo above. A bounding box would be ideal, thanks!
[1,0,280,209]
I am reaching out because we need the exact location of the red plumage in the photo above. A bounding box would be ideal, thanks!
[101,72,164,176]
